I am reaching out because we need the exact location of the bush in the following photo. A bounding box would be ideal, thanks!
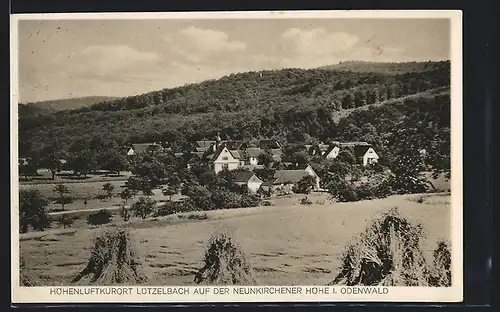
[19,189,51,233]
[72,229,148,285]
[299,196,313,205]
[183,212,208,220]
[130,196,156,219]
[262,200,273,206]
[154,200,198,217]
[87,209,113,226]
[328,173,393,203]
[276,184,294,196]
[237,194,261,208]
[194,230,257,285]
[337,183,360,202]
[293,175,317,194]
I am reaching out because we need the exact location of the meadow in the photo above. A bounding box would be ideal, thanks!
[19,192,451,286]
[18,179,184,213]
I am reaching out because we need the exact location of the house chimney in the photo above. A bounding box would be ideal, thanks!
[214,132,222,151]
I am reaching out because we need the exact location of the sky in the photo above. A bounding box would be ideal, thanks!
[17,18,450,102]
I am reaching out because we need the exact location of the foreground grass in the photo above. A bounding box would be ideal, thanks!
[19,193,451,286]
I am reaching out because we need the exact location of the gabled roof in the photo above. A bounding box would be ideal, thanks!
[233,171,261,183]
[261,178,277,187]
[131,143,158,154]
[273,170,311,185]
[229,150,242,159]
[222,141,244,150]
[196,140,215,148]
[353,145,373,158]
[193,151,205,159]
[258,140,282,150]
[322,144,340,156]
[212,146,241,161]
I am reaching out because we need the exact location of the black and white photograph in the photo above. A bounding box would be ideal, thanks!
[11,11,463,303]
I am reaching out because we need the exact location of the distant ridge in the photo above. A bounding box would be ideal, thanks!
[19,96,119,111]
[319,60,448,74]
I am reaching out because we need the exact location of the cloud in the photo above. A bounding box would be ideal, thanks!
[65,45,160,75]
[281,28,359,56]
[165,27,247,63]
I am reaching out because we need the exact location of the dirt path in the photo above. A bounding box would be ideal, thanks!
[48,202,163,216]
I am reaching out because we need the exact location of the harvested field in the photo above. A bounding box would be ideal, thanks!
[19,193,451,286]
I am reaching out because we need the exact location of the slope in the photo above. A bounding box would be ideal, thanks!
[18,61,450,160]
[20,96,119,112]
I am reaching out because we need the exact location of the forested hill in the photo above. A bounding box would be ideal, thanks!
[19,61,450,166]
[319,60,444,74]
[19,96,118,113]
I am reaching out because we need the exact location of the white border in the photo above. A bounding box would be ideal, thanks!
[10,10,463,304]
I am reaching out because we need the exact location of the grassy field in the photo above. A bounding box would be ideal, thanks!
[18,180,182,213]
[19,192,452,286]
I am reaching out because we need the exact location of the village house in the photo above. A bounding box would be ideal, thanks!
[244,147,262,165]
[195,135,285,174]
[126,142,162,156]
[355,145,379,166]
[258,139,283,150]
[310,142,332,157]
[339,142,379,166]
[185,152,205,169]
[232,171,263,194]
[208,143,243,174]
[322,143,341,159]
[308,141,379,166]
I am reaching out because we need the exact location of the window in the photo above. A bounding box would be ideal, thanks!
[222,156,229,160]
[367,158,377,164]
[222,164,229,170]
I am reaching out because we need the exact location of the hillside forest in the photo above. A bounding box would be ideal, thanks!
[18,61,451,180]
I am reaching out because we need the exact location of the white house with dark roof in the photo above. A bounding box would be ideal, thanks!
[210,145,242,174]
[338,142,379,166]
[353,145,379,166]
[232,171,263,194]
